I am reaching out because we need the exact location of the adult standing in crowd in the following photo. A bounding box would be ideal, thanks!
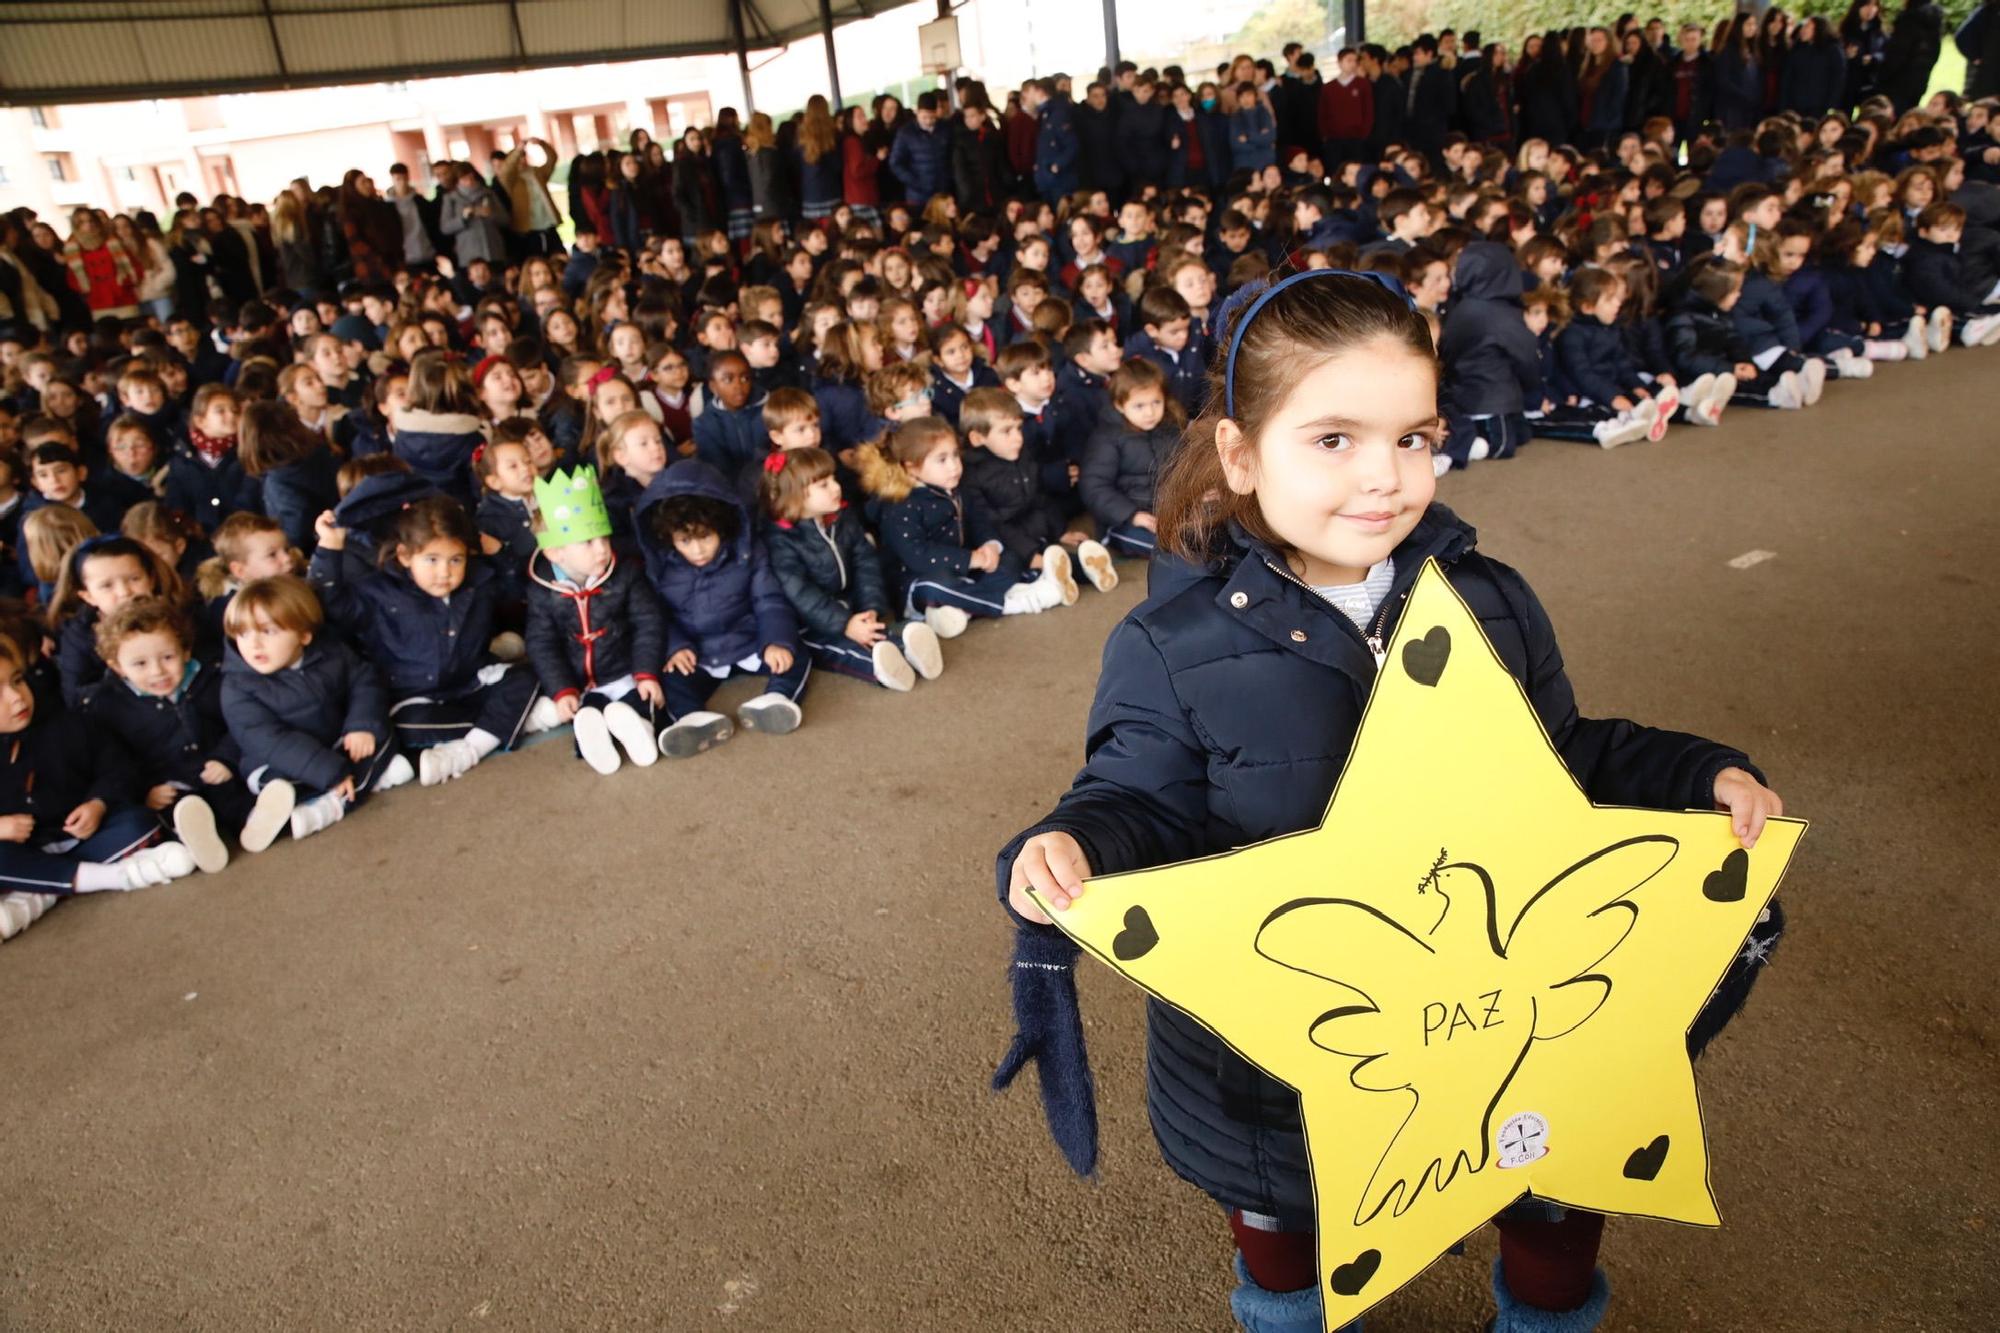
[498,138,565,259]
[795,95,844,224]
[440,162,507,270]
[673,126,721,242]
[1880,0,1945,113]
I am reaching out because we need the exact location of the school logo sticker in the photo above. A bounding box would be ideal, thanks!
[1032,559,1806,1330]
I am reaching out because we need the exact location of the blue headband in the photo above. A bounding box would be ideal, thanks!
[1219,268,1416,418]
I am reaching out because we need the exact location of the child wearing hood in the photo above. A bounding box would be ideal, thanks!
[635,459,807,756]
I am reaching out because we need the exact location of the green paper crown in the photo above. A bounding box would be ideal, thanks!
[534,465,613,549]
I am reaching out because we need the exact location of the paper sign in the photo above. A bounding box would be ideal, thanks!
[1034,559,1805,1328]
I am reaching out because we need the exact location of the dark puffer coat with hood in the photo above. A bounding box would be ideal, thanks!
[996,506,1777,1224]
[633,460,798,669]
[1439,242,1542,417]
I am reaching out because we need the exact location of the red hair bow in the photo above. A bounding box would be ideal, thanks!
[762,450,787,474]
[586,365,619,393]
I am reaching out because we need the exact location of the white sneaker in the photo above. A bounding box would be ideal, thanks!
[120,841,197,889]
[0,891,57,941]
[522,695,564,734]
[1592,414,1649,449]
[924,605,970,639]
[871,639,916,692]
[737,692,803,735]
[572,705,622,775]
[488,631,526,662]
[240,780,296,853]
[419,739,480,786]
[1038,545,1079,606]
[373,753,415,791]
[1644,396,1673,441]
[1467,437,1492,461]
[1799,357,1826,405]
[900,621,944,680]
[1927,306,1952,353]
[1961,312,2000,346]
[1680,373,1716,420]
[1865,337,1908,362]
[602,700,659,766]
[1075,539,1118,592]
[1904,316,1929,359]
[290,792,346,840]
[659,710,734,757]
[173,796,229,874]
[1002,577,1062,614]
[1767,370,1805,409]
[1706,372,1737,419]
[1830,348,1873,379]
[1651,381,1681,422]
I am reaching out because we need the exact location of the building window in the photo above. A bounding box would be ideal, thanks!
[29,107,49,128]
[45,154,69,182]
[0,165,10,186]
[121,166,138,180]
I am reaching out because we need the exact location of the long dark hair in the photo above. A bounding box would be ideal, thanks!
[1155,273,1437,563]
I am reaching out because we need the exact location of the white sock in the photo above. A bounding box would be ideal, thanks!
[1002,579,1059,615]
[522,696,563,734]
[373,753,415,791]
[73,862,129,893]
[463,728,502,760]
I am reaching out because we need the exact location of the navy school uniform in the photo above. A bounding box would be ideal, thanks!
[523,549,666,745]
[475,491,538,605]
[1437,243,1542,463]
[632,461,808,721]
[54,607,108,710]
[869,477,1026,619]
[389,408,484,507]
[810,377,882,456]
[1730,271,1804,360]
[992,504,1781,1224]
[164,440,264,536]
[1134,342,1208,417]
[260,447,342,555]
[0,708,157,897]
[929,362,999,427]
[1048,363,1112,471]
[308,547,540,753]
[16,479,150,588]
[1079,416,1177,556]
[1013,397,1071,502]
[599,467,646,551]
[765,506,908,684]
[1903,235,1991,317]
[1554,318,1649,408]
[82,659,259,838]
[1667,295,1784,405]
[692,396,770,480]
[963,445,1067,564]
[219,638,401,801]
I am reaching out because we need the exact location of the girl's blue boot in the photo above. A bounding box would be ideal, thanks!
[1229,1255,1363,1333]
[1488,1259,1609,1333]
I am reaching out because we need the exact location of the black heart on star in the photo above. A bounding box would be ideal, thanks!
[1623,1134,1671,1181]
[1402,626,1451,686]
[1328,1248,1382,1297]
[1702,849,1749,903]
[1111,905,1159,961]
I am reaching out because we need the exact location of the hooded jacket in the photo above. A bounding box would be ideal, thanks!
[220,638,390,793]
[993,506,1763,1219]
[1439,242,1542,416]
[634,461,798,668]
[523,549,664,701]
[764,507,892,639]
[389,408,483,505]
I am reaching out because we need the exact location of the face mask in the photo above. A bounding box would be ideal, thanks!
[1201,97,1217,112]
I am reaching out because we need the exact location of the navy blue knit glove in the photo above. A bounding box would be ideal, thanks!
[992,922,1098,1178]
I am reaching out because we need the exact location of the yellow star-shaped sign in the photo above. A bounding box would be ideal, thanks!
[1034,559,1805,1329]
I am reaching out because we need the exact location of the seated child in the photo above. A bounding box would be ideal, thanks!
[928,324,999,427]
[48,535,182,709]
[0,629,195,937]
[691,350,769,480]
[310,497,547,787]
[219,575,413,842]
[105,415,166,496]
[961,388,1115,590]
[473,428,542,600]
[1552,268,1679,443]
[596,408,672,542]
[523,467,667,776]
[1666,258,1794,411]
[83,597,294,870]
[122,501,209,591]
[20,441,143,588]
[1130,286,1208,417]
[21,504,99,609]
[635,459,807,756]
[391,348,485,505]
[1818,222,1925,364]
[1047,319,1124,472]
[241,400,341,555]
[858,416,1076,637]
[1721,223,1827,408]
[992,341,1068,502]
[196,511,299,653]
[1080,360,1181,557]
[1903,203,2000,347]
[762,448,944,693]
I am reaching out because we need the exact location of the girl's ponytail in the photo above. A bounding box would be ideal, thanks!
[853,439,912,502]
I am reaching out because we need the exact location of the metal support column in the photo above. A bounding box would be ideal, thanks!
[1344,0,1365,47]
[819,0,842,106]
[1103,0,1119,75]
[729,0,755,114]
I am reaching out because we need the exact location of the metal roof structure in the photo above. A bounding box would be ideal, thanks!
[0,0,925,106]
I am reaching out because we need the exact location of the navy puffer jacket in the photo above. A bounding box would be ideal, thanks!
[1079,417,1176,529]
[389,408,483,505]
[1440,243,1541,416]
[523,550,664,699]
[309,546,503,699]
[996,507,1762,1222]
[220,639,390,793]
[162,446,262,535]
[764,508,892,638]
[260,448,341,554]
[83,659,239,788]
[634,461,798,667]
[1553,318,1643,407]
[1730,271,1802,356]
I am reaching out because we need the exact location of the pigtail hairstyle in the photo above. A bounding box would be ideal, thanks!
[1154,271,1436,565]
[382,495,478,571]
[760,446,837,524]
[854,416,954,504]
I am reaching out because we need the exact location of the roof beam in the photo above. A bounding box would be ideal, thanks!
[259,0,290,79]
